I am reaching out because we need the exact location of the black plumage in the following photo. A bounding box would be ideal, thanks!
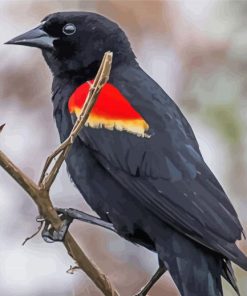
[6,11,247,296]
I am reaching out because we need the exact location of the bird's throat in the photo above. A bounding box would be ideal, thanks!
[68,80,149,137]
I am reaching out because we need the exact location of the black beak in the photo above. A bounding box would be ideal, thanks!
[5,24,57,50]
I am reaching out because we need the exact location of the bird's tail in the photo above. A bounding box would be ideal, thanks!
[156,231,240,296]
[161,252,223,296]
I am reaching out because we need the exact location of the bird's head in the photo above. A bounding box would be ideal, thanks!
[5,11,136,79]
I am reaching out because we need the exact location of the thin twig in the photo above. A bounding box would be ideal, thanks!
[39,52,112,190]
[38,138,70,185]
[66,265,80,274]
[0,52,120,296]
[22,220,44,246]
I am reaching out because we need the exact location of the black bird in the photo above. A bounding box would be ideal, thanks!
[6,11,247,296]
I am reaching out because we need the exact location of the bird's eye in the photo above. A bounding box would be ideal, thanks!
[62,23,76,35]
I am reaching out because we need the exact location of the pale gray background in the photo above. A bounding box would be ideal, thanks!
[0,1,247,295]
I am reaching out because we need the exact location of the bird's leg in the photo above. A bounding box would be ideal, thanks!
[41,208,116,243]
[58,208,116,232]
[133,264,167,296]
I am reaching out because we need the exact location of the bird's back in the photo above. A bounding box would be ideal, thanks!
[52,60,246,296]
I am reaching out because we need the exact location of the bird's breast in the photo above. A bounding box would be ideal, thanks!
[68,80,149,137]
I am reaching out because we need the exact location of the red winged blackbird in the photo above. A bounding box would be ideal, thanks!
[6,11,247,296]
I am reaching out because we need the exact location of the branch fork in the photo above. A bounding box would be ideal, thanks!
[0,52,120,296]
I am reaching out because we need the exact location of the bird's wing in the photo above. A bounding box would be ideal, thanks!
[70,66,244,263]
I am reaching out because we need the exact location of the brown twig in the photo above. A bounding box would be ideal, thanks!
[22,219,44,246]
[66,265,80,274]
[39,52,111,190]
[0,52,120,296]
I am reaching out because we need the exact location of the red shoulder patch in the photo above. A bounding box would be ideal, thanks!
[68,81,149,137]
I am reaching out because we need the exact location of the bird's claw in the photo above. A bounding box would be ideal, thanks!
[41,208,74,243]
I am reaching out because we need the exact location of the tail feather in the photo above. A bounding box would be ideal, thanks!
[222,259,240,296]
[215,241,247,272]
[156,232,224,296]
[163,255,223,296]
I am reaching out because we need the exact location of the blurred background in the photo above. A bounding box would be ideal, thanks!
[0,1,247,295]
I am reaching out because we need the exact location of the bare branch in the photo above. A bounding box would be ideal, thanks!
[0,52,120,296]
[39,52,112,190]
[0,150,39,199]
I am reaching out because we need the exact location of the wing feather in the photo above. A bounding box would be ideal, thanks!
[70,67,244,265]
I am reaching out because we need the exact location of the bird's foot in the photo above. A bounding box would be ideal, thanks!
[41,208,74,243]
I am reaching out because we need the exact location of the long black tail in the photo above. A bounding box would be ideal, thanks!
[156,231,239,296]
[162,252,223,296]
